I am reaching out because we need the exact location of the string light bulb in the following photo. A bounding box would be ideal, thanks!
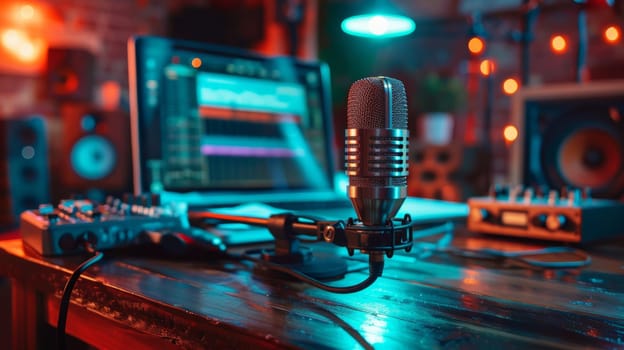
[503,78,519,95]
[479,59,495,76]
[503,125,519,144]
[468,37,485,55]
[550,35,567,54]
[604,25,621,44]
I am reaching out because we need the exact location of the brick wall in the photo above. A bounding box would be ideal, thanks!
[483,5,624,181]
[0,0,168,116]
[319,2,624,185]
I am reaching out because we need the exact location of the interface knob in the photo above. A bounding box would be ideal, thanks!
[545,214,566,231]
[469,207,489,222]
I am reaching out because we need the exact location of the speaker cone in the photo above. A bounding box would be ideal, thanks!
[541,111,624,198]
[70,135,117,180]
[558,128,621,188]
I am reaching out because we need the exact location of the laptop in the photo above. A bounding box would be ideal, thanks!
[128,35,467,245]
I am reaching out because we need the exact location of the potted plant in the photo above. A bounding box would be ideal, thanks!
[414,73,466,145]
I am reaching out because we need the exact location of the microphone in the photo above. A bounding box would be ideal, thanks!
[187,76,414,287]
[345,76,409,226]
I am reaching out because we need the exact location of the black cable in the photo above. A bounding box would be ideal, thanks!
[231,223,453,293]
[238,252,384,294]
[414,239,592,269]
[57,244,104,350]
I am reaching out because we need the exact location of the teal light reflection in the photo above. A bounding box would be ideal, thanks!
[341,14,415,38]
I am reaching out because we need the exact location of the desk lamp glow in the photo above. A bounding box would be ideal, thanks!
[341,3,415,38]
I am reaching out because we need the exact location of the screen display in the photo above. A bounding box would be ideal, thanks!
[130,37,334,195]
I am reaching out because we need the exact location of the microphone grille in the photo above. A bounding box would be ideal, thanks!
[347,76,407,129]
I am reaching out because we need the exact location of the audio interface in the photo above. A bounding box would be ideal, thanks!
[20,194,190,256]
[467,186,624,243]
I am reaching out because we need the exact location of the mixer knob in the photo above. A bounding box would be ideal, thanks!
[547,190,558,205]
[38,204,55,215]
[567,188,581,206]
[508,185,522,202]
[75,200,94,214]
[469,207,490,222]
[59,199,76,215]
[545,214,566,231]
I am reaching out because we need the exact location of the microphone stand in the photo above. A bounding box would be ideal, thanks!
[189,211,414,281]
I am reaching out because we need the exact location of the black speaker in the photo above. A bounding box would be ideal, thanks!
[408,143,490,202]
[46,47,96,101]
[510,81,624,199]
[0,117,50,229]
[49,103,132,203]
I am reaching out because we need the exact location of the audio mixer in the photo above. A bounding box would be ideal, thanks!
[467,185,624,243]
[20,194,225,256]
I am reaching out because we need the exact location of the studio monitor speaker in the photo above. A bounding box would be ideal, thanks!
[46,47,95,101]
[0,117,50,228]
[50,103,131,202]
[510,81,624,199]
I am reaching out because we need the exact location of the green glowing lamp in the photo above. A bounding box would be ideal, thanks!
[341,5,415,39]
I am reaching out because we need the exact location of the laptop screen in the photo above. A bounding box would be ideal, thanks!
[128,36,337,204]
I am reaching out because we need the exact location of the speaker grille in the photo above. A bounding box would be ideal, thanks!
[0,117,50,228]
[530,101,624,199]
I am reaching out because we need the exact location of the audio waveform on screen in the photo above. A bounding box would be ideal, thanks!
[200,145,303,157]
[196,72,308,124]
[198,106,301,124]
[200,135,304,158]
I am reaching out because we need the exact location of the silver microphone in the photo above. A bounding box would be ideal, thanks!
[345,76,409,226]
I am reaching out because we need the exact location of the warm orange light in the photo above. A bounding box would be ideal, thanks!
[503,125,519,143]
[191,57,202,68]
[604,25,621,44]
[503,78,519,95]
[10,3,40,24]
[468,37,485,55]
[2,29,22,47]
[99,81,122,111]
[550,35,567,53]
[479,59,495,76]
[16,41,36,61]
[1,28,45,63]
[20,4,35,20]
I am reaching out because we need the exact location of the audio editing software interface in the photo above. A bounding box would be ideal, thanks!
[133,37,334,195]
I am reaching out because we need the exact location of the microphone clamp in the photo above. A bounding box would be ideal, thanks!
[322,214,414,258]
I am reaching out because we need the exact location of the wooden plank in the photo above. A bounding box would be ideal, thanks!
[1,237,623,349]
[11,278,42,350]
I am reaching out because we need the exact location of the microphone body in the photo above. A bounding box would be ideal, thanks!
[345,77,409,226]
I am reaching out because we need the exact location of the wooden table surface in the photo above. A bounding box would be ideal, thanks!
[1,230,623,349]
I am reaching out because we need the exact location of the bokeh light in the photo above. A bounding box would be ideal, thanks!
[604,25,621,44]
[503,78,519,95]
[468,37,485,55]
[479,59,495,76]
[503,125,519,143]
[550,35,567,54]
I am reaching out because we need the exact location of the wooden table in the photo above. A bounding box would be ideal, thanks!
[1,230,623,349]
